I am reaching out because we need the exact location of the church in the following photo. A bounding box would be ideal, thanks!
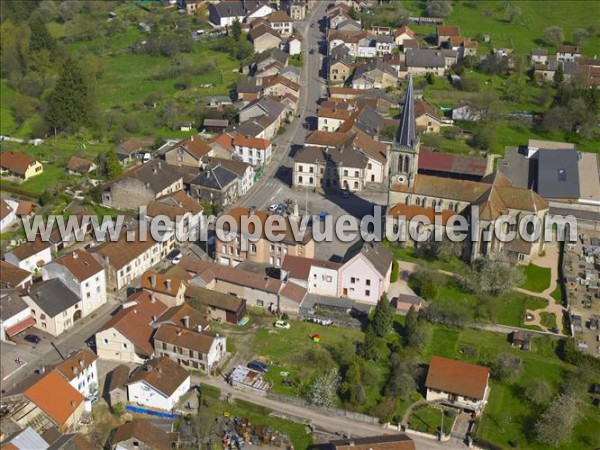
[386,76,549,264]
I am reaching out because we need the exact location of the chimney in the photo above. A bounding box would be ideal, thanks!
[104,255,110,264]
[151,315,157,322]
[71,401,77,409]
[150,274,156,288]
[150,293,156,303]
[196,324,202,332]
[79,360,84,368]
[176,329,183,336]
[166,279,171,291]
[72,367,78,375]
[158,161,162,170]
[72,251,78,259]
[156,366,162,374]
[182,315,190,328]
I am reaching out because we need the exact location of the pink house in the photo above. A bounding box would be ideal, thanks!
[338,241,393,305]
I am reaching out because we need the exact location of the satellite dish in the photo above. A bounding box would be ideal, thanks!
[397,176,405,183]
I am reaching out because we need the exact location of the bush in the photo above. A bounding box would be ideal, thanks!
[281,313,289,320]
[200,383,221,400]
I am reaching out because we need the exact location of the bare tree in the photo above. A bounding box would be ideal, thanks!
[426,0,452,18]
[572,28,589,45]
[535,394,582,447]
[306,369,340,407]
[544,26,564,47]
[458,256,524,296]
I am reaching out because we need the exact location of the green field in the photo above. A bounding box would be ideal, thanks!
[407,405,456,435]
[520,264,552,293]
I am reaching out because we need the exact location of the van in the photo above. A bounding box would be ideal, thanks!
[142,153,152,163]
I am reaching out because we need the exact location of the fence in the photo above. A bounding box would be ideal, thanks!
[265,392,379,425]
[125,405,181,419]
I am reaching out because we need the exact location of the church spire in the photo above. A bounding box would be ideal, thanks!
[395,74,416,149]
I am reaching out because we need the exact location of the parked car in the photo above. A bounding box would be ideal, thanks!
[306,317,332,326]
[268,204,279,212]
[247,360,269,373]
[274,320,291,329]
[167,249,183,264]
[341,190,349,198]
[24,334,41,344]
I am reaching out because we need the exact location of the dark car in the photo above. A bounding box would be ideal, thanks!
[24,334,41,344]
[247,360,269,373]
[309,49,314,54]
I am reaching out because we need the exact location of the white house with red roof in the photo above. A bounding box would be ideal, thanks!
[233,135,273,167]
[425,355,491,414]
[42,249,107,317]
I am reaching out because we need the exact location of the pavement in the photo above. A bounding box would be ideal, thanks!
[1,295,121,393]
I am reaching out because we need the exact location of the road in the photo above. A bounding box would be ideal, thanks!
[195,374,465,449]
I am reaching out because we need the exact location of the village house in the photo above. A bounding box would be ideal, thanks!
[23,371,85,431]
[425,356,490,414]
[402,49,448,77]
[317,105,353,132]
[394,25,415,46]
[267,10,294,37]
[557,45,582,62]
[287,34,302,55]
[328,29,366,57]
[95,290,169,363]
[208,1,246,26]
[66,156,97,175]
[248,24,282,53]
[436,25,460,46]
[144,190,204,243]
[91,230,175,291]
[164,136,213,168]
[351,59,399,90]
[263,75,300,99]
[374,34,394,57]
[186,285,248,324]
[233,134,273,167]
[338,241,393,304]
[126,356,190,411]
[41,249,107,318]
[0,289,35,342]
[111,419,179,450]
[141,270,186,307]
[0,261,32,290]
[153,324,227,374]
[0,198,17,232]
[415,100,449,133]
[246,2,274,19]
[337,18,362,32]
[101,160,183,210]
[207,157,255,196]
[236,76,263,102]
[328,45,355,84]
[0,151,43,181]
[281,255,342,297]
[189,163,241,208]
[530,48,548,64]
[357,34,377,58]
[116,137,154,165]
[22,279,83,337]
[203,118,230,134]
[293,143,368,192]
[53,349,99,398]
[4,239,52,275]
[180,256,306,312]
[282,0,307,21]
[238,97,286,139]
[106,364,130,408]
[215,207,315,267]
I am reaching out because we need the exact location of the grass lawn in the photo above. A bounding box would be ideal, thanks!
[551,286,563,305]
[520,264,551,293]
[386,244,467,274]
[2,165,67,196]
[407,405,453,435]
[540,312,558,330]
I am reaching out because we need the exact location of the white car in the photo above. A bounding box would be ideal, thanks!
[168,250,183,264]
[268,204,279,212]
[274,320,290,329]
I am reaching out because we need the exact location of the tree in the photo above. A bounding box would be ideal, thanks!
[103,147,122,180]
[425,72,436,85]
[535,394,582,447]
[45,57,94,134]
[411,265,442,300]
[405,306,418,339]
[492,354,523,381]
[471,124,496,150]
[29,17,55,52]
[553,62,564,84]
[361,325,381,361]
[426,0,452,18]
[340,358,365,405]
[544,26,564,47]
[370,293,393,337]
[390,260,399,282]
[525,380,552,406]
[306,368,340,407]
[505,5,522,23]
[572,28,589,45]
[231,18,242,41]
[459,257,524,296]
[386,350,420,401]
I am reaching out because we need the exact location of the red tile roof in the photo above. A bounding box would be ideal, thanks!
[0,198,14,221]
[54,349,98,382]
[23,371,84,426]
[0,151,37,175]
[281,255,341,281]
[55,249,103,282]
[0,260,31,288]
[437,25,460,37]
[209,133,235,152]
[126,356,189,397]
[97,291,169,355]
[233,134,271,149]
[66,156,95,173]
[141,271,185,297]
[418,150,487,176]
[394,25,415,39]
[387,204,456,226]
[425,356,489,400]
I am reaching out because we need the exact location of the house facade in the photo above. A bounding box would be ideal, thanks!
[4,240,53,274]
[0,151,43,180]
[233,134,273,166]
[53,349,99,398]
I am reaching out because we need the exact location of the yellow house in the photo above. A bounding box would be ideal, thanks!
[0,151,43,180]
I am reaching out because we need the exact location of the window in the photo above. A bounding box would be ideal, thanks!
[365,290,370,296]
[299,165,303,172]
[250,244,257,253]
[368,163,372,169]
[122,343,128,349]
[257,300,264,307]
[97,286,101,293]
[351,277,356,284]
[103,338,108,345]
[63,311,68,317]
[366,279,371,286]
[343,170,348,177]
[162,342,167,350]
[355,171,359,177]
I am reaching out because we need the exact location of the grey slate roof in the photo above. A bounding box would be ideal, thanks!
[243,97,286,119]
[229,120,265,137]
[110,160,182,194]
[537,149,581,199]
[237,77,262,94]
[353,59,398,80]
[0,289,28,321]
[343,240,393,279]
[355,105,385,135]
[280,65,301,77]
[211,1,245,18]
[27,279,80,318]
[294,145,368,169]
[405,49,445,68]
[395,75,417,148]
[191,165,238,191]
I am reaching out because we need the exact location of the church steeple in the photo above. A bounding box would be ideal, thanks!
[395,74,417,149]
[389,75,420,188]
